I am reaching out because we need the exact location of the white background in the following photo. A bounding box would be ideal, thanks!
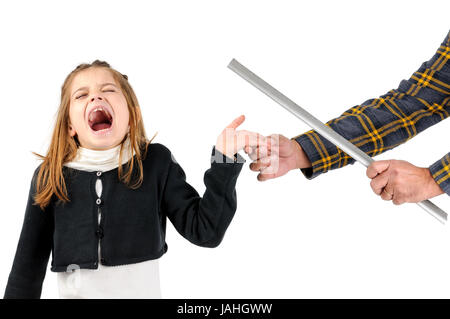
[1,0,449,298]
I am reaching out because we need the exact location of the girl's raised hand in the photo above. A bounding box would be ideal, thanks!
[215,115,267,160]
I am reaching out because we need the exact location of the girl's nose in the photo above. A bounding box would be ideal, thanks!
[90,96,103,102]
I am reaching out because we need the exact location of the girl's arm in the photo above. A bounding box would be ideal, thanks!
[161,115,265,247]
[3,166,54,299]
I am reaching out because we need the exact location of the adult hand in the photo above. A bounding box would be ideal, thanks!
[245,134,312,181]
[366,159,444,205]
[215,115,267,160]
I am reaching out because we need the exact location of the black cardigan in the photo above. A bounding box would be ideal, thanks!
[4,143,245,299]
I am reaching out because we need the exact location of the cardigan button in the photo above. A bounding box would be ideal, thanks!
[96,227,104,238]
[96,198,101,205]
[96,171,102,177]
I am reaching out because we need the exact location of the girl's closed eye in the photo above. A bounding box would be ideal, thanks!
[75,89,115,100]
[75,93,87,99]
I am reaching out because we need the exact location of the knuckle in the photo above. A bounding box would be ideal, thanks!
[392,196,403,205]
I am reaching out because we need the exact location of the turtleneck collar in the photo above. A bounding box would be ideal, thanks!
[63,136,135,172]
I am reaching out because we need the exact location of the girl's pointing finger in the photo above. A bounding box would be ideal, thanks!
[226,115,245,130]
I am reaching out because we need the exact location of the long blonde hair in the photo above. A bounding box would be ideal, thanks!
[32,60,157,210]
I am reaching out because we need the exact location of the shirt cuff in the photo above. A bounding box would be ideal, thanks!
[211,146,246,165]
[429,153,450,196]
[291,131,354,180]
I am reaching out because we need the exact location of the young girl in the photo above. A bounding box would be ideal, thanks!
[3,60,266,299]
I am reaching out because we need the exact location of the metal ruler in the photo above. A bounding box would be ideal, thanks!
[228,58,447,224]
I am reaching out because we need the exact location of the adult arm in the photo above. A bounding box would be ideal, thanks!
[293,30,450,190]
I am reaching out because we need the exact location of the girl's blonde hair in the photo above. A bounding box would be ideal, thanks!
[32,60,157,210]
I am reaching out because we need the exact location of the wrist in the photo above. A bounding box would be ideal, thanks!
[291,139,311,169]
[214,145,236,162]
[214,142,226,157]
[425,167,444,198]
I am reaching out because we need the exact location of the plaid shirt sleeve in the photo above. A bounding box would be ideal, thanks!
[292,30,450,196]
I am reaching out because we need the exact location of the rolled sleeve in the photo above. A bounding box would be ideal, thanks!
[429,153,450,196]
[292,131,353,180]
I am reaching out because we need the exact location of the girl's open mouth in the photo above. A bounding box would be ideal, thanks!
[88,107,113,133]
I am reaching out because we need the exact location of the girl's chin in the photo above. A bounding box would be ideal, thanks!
[84,138,119,151]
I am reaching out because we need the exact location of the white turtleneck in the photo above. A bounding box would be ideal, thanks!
[58,137,162,299]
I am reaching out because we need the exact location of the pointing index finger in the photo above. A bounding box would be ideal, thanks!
[226,115,246,129]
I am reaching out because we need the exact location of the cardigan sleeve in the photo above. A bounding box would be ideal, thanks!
[161,145,245,248]
[3,166,54,299]
[292,30,450,184]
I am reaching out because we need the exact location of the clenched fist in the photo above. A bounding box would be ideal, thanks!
[366,159,444,205]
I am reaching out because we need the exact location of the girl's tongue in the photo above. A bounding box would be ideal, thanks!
[90,110,112,131]
[93,123,111,131]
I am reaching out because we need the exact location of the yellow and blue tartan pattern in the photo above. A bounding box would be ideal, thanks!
[293,30,450,196]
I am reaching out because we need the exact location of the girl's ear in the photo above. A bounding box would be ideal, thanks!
[68,124,76,137]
